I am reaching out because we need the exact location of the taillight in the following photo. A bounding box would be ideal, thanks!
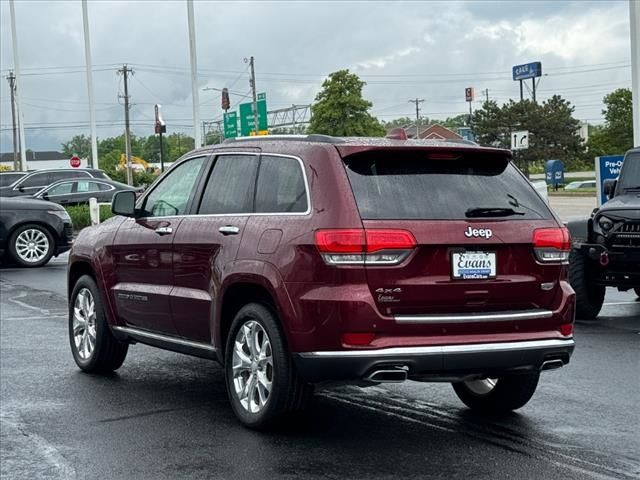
[315,229,416,265]
[533,227,570,263]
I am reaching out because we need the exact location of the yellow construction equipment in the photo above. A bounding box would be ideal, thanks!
[119,154,149,171]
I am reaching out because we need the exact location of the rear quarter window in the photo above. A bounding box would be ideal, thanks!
[344,150,552,220]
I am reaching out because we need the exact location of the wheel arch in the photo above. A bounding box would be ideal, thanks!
[216,265,297,361]
[565,216,590,245]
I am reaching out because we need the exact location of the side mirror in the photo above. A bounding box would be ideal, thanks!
[603,179,617,198]
[112,190,137,217]
[41,192,49,200]
[18,186,24,192]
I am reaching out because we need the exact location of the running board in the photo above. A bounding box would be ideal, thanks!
[112,326,218,360]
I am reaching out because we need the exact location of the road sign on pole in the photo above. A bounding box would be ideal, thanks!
[223,111,238,138]
[511,130,529,150]
[239,93,268,136]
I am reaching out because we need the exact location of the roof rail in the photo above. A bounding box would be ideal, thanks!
[223,134,344,144]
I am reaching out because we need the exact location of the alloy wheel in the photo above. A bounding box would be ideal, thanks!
[231,320,273,413]
[15,228,50,264]
[72,288,97,361]
[464,378,499,395]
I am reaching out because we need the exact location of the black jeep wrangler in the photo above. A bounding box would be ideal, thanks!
[567,148,640,319]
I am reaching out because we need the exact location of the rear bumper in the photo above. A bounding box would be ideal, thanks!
[293,338,575,383]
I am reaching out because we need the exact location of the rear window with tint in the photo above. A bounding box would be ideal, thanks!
[344,151,552,220]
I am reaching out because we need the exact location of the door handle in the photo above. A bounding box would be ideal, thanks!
[155,226,173,236]
[219,225,240,235]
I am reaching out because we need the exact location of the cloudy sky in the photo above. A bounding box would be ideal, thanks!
[0,0,633,153]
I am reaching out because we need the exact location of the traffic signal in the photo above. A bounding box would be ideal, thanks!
[222,88,230,111]
[465,87,474,102]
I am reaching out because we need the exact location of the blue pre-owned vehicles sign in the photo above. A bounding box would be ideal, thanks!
[595,155,625,205]
[512,62,542,81]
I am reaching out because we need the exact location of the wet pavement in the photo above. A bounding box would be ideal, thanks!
[1,259,639,479]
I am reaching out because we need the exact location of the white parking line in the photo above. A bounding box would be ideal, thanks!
[603,301,639,306]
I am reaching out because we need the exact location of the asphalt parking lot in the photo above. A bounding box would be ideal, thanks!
[1,195,638,479]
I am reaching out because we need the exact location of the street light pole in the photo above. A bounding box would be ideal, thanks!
[630,0,640,146]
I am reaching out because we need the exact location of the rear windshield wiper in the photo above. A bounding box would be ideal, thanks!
[465,207,525,218]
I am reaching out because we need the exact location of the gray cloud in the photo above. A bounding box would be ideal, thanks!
[0,0,632,152]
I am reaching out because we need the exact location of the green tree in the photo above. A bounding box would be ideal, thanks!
[62,134,92,159]
[441,114,469,130]
[587,88,632,156]
[471,96,585,173]
[307,70,385,137]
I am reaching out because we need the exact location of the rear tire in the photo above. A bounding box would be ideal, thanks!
[69,275,128,373]
[452,373,540,413]
[569,248,605,320]
[9,224,54,268]
[224,303,312,429]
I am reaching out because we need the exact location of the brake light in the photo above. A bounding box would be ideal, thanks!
[315,229,416,265]
[533,227,570,263]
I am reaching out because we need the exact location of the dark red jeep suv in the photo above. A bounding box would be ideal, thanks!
[68,134,575,428]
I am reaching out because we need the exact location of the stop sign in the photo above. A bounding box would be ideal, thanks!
[70,155,81,168]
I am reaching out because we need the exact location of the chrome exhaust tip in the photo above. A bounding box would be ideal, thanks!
[365,367,409,383]
[541,359,565,371]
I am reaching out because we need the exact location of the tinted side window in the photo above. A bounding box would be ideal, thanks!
[48,182,74,195]
[50,171,89,182]
[19,173,49,188]
[198,155,258,214]
[97,182,113,191]
[142,157,206,217]
[76,181,100,193]
[255,156,307,213]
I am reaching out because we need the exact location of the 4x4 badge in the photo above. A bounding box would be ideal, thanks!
[464,227,493,239]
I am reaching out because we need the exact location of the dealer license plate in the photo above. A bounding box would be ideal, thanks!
[452,251,496,280]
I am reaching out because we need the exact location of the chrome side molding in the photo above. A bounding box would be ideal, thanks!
[394,309,553,324]
[112,326,216,352]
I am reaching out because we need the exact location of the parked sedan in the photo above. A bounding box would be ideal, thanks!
[0,171,28,187]
[0,168,110,197]
[564,180,596,190]
[31,178,140,206]
[0,197,73,267]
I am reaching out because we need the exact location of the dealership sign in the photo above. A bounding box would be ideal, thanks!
[595,155,624,205]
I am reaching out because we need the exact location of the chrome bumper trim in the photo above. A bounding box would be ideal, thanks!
[297,338,574,358]
[394,309,553,324]
[112,326,216,352]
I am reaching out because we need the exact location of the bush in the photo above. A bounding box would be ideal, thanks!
[108,169,159,188]
[65,204,114,231]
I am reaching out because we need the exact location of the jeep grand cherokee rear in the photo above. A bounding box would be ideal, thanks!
[67,135,575,429]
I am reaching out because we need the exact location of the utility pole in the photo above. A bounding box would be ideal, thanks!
[118,64,134,185]
[483,88,489,103]
[408,98,424,139]
[249,56,259,136]
[532,78,537,103]
[9,0,27,171]
[6,71,19,171]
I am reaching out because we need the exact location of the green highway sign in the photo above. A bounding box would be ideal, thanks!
[239,93,268,136]
[223,111,238,138]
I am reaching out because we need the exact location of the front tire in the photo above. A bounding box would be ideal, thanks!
[569,248,605,320]
[224,303,312,429]
[69,275,128,373]
[452,373,540,413]
[9,224,54,267]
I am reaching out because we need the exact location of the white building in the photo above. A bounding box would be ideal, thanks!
[0,151,88,170]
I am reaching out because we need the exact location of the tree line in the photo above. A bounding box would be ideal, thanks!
[60,69,633,177]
